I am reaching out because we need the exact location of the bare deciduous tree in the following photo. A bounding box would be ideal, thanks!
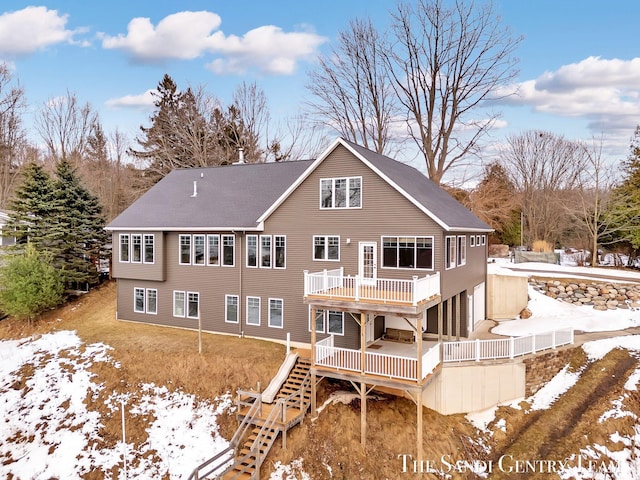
[306,17,398,155]
[0,64,27,208]
[500,130,588,247]
[387,0,521,184]
[34,90,98,168]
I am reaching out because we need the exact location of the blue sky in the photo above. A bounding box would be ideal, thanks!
[0,1,638,171]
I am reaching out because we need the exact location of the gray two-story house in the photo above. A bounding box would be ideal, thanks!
[107,138,491,352]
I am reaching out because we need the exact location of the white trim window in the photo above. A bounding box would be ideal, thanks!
[310,308,325,333]
[134,287,145,313]
[320,177,362,209]
[445,235,456,270]
[313,235,340,261]
[481,235,486,246]
[187,292,200,319]
[208,235,220,266]
[274,235,286,269]
[173,291,186,317]
[193,234,206,265]
[310,309,344,335]
[246,296,260,326]
[268,298,283,328]
[247,235,258,268]
[179,235,191,264]
[382,236,433,269]
[222,235,235,266]
[457,236,467,266]
[260,235,271,268]
[131,234,142,263]
[134,288,157,314]
[119,234,130,262]
[144,234,155,263]
[470,235,476,247]
[476,235,481,246]
[225,295,239,323]
[327,311,344,335]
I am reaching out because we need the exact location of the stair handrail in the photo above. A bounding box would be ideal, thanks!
[186,392,262,480]
[227,397,285,479]
[279,369,311,422]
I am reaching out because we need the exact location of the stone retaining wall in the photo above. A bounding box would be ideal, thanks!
[530,279,640,311]
[523,347,576,396]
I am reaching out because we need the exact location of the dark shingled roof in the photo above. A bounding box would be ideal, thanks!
[341,139,492,231]
[107,138,492,232]
[107,160,314,230]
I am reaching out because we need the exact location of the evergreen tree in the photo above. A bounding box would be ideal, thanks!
[0,243,64,324]
[606,126,640,253]
[50,159,107,288]
[4,162,57,251]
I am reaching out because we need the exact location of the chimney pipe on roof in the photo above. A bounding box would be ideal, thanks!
[238,147,244,164]
[191,180,197,197]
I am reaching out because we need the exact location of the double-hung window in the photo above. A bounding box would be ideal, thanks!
[457,236,467,266]
[131,234,142,263]
[445,236,456,269]
[320,177,362,209]
[119,234,130,262]
[173,291,198,318]
[247,235,258,267]
[193,234,205,265]
[260,235,271,268]
[144,234,155,263]
[225,295,239,323]
[246,296,260,326]
[269,298,283,328]
[310,309,344,335]
[208,235,220,265]
[274,236,286,269]
[134,288,157,314]
[179,235,191,264]
[313,235,340,261]
[222,235,235,266]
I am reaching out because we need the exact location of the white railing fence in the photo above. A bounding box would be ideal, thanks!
[442,328,574,363]
[304,269,440,305]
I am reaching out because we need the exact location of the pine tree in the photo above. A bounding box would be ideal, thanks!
[4,162,57,251]
[50,159,107,289]
[0,243,64,324]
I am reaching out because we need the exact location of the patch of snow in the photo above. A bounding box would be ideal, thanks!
[269,458,311,480]
[529,365,580,411]
[0,331,232,480]
[581,335,640,361]
[492,287,640,336]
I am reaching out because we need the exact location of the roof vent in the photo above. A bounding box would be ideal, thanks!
[233,147,245,165]
[191,180,197,197]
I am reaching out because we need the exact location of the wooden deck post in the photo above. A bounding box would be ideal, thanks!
[455,293,461,341]
[361,380,367,449]
[438,302,443,362]
[417,388,423,464]
[446,299,452,341]
[360,313,366,374]
[311,308,317,417]
[417,315,423,381]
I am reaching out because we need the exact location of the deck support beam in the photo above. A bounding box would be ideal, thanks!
[311,308,317,417]
[437,302,443,361]
[417,388,423,464]
[446,299,452,341]
[361,380,367,449]
[455,293,461,341]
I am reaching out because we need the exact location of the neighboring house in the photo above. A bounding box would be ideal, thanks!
[107,138,499,431]
[0,210,16,249]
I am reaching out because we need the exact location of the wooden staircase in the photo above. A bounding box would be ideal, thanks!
[188,356,312,480]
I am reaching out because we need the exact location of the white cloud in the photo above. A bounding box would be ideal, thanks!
[100,11,326,75]
[536,56,640,92]
[0,6,78,56]
[105,90,155,109]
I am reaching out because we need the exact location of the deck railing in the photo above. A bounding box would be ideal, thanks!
[304,269,440,306]
[315,337,440,382]
[442,328,574,363]
[314,329,573,382]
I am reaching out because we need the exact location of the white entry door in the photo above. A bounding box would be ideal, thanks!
[359,242,377,286]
